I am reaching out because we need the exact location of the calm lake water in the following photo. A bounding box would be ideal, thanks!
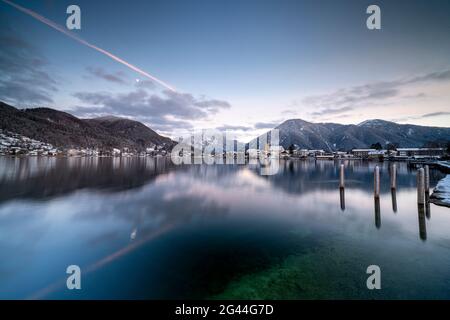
[0,156,449,299]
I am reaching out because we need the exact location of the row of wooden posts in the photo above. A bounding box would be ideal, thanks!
[338,163,430,240]
[338,163,430,203]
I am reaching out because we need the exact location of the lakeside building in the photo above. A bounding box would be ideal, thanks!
[367,150,387,159]
[316,154,335,160]
[293,149,325,157]
[351,149,377,158]
[293,149,308,157]
[396,148,445,158]
[247,148,260,158]
[308,150,326,157]
[334,151,352,159]
[351,149,389,159]
[268,145,284,156]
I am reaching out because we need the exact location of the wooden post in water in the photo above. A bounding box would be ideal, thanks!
[391,189,397,213]
[340,188,345,211]
[374,197,381,229]
[339,164,345,189]
[424,165,431,219]
[417,168,425,205]
[424,165,430,193]
[374,166,380,198]
[390,163,397,189]
[418,203,427,241]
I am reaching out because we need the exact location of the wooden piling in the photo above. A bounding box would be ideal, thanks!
[340,188,345,211]
[374,197,381,229]
[339,164,345,189]
[390,163,397,189]
[424,165,430,193]
[417,168,425,205]
[374,166,380,198]
[391,189,397,213]
[418,203,427,241]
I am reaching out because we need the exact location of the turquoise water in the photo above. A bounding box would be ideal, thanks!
[0,157,449,299]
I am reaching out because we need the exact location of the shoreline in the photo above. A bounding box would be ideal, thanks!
[430,175,450,208]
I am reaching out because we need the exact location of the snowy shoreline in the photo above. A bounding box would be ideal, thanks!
[430,175,450,208]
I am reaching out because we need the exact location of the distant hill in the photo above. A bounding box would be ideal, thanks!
[255,118,450,151]
[0,101,175,151]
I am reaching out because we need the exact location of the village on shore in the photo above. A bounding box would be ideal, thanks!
[0,130,169,157]
[0,129,448,161]
[277,146,446,161]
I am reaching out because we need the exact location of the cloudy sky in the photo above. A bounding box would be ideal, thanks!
[1,0,449,141]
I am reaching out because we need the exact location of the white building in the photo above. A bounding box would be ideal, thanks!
[397,148,445,158]
[352,149,376,157]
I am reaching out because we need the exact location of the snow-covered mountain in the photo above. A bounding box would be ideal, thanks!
[256,118,450,151]
[0,101,175,151]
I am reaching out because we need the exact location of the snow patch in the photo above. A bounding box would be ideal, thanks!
[430,175,450,207]
[438,161,450,170]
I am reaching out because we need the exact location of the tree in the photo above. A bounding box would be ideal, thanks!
[370,142,383,150]
[288,144,295,155]
[386,143,398,151]
[423,140,441,148]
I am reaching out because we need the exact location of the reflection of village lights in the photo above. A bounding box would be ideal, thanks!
[130,228,137,240]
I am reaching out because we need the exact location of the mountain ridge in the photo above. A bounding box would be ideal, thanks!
[256,118,450,151]
[0,101,175,151]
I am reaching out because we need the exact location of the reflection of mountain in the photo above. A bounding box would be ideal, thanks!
[0,157,178,203]
[1,157,446,204]
[0,101,175,151]
[255,118,450,151]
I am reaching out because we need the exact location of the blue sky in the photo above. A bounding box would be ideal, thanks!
[1,0,449,140]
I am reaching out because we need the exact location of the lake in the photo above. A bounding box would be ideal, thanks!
[0,156,449,299]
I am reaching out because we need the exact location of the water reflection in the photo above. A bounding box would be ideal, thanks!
[0,157,450,299]
[0,157,445,204]
[0,156,175,203]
